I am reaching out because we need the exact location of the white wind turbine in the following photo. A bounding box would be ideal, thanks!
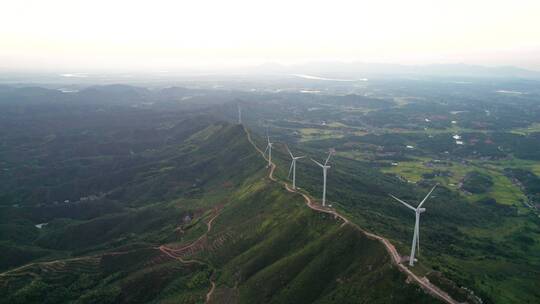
[263,134,273,168]
[286,146,305,190]
[237,104,242,124]
[311,149,334,207]
[389,184,438,267]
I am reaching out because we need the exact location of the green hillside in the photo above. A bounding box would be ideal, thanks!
[202,174,438,304]
[265,135,540,304]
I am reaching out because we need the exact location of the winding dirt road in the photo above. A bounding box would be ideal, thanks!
[159,208,221,302]
[206,281,216,303]
[244,126,462,304]
[160,207,221,254]
[0,256,98,278]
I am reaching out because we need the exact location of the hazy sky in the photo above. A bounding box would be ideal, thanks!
[1,0,540,71]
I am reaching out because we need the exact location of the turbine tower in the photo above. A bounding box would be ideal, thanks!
[286,145,305,190]
[237,104,242,124]
[312,150,334,206]
[389,184,438,267]
[264,135,273,168]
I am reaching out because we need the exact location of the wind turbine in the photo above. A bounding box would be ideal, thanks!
[312,149,334,206]
[286,145,305,190]
[389,184,438,267]
[237,104,242,124]
[263,134,273,168]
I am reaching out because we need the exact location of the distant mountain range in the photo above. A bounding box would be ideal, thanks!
[250,62,540,80]
[2,62,540,84]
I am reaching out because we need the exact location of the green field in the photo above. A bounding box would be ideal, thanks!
[510,122,540,135]
[298,128,344,142]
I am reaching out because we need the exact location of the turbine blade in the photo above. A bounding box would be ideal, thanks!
[295,155,306,160]
[288,161,294,179]
[263,145,269,154]
[286,145,294,158]
[324,151,333,166]
[311,158,324,168]
[389,194,417,211]
[418,184,438,208]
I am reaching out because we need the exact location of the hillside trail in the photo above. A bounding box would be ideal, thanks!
[243,126,462,304]
[159,207,221,303]
[0,256,98,278]
[160,207,221,254]
[0,196,221,302]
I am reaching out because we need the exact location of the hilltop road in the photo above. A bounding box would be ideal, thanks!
[244,126,462,304]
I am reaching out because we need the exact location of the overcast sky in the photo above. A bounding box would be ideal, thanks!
[1,0,540,72]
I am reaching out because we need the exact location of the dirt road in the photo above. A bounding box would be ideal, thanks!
[161,207,221,254]
[206,281,216,303]
[244,126,462,304]
[159,208,221,303]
